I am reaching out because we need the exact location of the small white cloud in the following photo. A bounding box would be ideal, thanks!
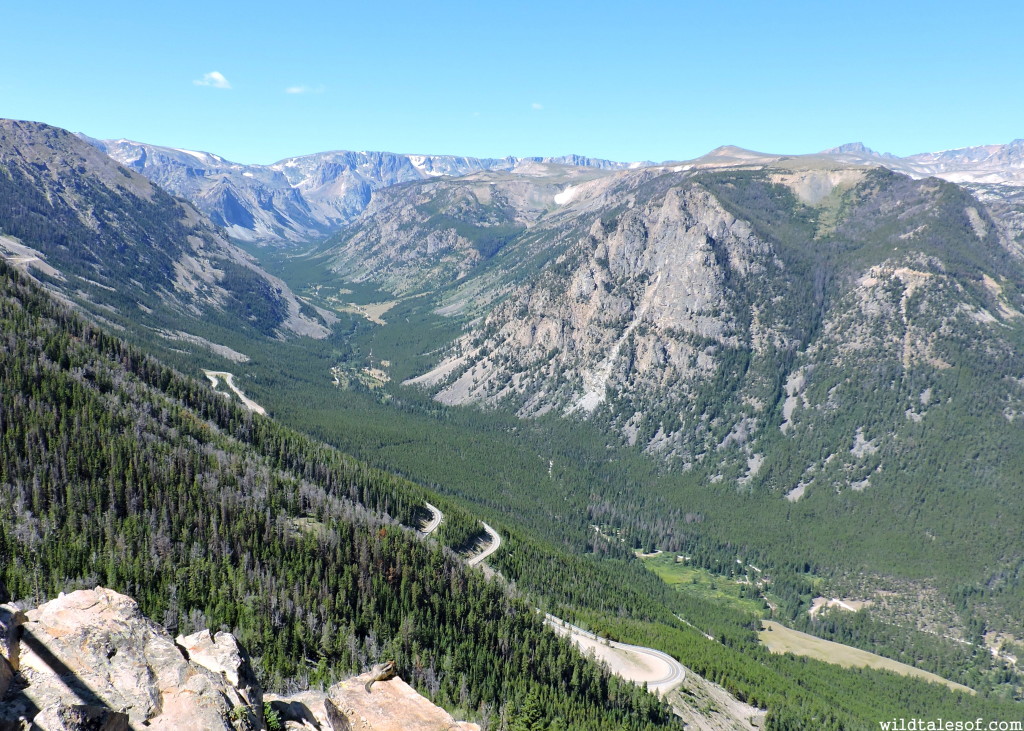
[531,102,543,110]
[194,71,231,89]
[285,84,325,94]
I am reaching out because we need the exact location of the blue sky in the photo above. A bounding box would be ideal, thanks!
[3,1,1022,164]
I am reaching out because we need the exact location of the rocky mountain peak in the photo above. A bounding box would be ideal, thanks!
[822,142,880,156]
[85,137,635,243]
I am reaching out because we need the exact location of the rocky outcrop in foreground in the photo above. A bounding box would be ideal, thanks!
[266,674,479,730]
[0,587,261,730]
[0,588,476,731]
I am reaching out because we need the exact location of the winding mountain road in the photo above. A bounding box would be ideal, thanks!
[544,614,686,696]
[415,508,683,696]
[420,502,443,535]
[203,370,267,415]
[467,522,501,566]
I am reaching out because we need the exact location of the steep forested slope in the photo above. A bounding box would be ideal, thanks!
[390,166,1024,601]
[258,159,1024,683]
[0,119,328,347]
[0,259,672,729]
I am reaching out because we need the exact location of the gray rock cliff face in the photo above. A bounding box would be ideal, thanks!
[407,166,1024,481]
[412,180,784,458]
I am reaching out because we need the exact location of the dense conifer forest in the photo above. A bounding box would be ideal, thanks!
[0,260,673,729]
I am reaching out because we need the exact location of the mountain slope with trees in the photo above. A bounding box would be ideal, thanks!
[6,233,1024,729]
[4,146,1024,723]
[0,119,329,350]
[0,258,674,729]
[256,159,1024,666]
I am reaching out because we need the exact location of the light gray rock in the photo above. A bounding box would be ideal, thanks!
[416,178,783,460]
[31,704,129,731]
[176,629,263,714]
[0,588,261,731]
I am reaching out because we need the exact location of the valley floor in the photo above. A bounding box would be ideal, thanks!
[759,620,975,694]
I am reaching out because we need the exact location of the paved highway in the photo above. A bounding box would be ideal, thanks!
[467,522,501,566]
[420,502,443,535]
[544,614,686,695]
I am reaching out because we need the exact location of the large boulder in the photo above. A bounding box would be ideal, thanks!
[0,588,479,731]
[177,629,263,711]
[0,588,262,730]
[266,671,480,731]
[327,670,479,731]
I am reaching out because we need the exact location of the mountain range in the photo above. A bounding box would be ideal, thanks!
[3,117,1024,719]
[85,135,642,244]
[822,139,1024,184]
[83,133,1024,248]
[300,141,1024,658]
[9,119,1024,599]
[319,147,1024,567]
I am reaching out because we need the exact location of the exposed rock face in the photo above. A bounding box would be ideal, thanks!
[411,177,789,460]
[266,670,479,731]
[1,588,479,731]
[0,588,261,730]
[408,165,1024,488]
